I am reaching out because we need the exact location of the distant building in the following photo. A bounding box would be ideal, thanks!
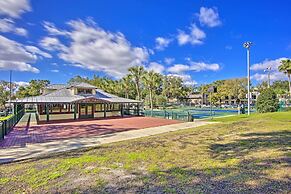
[182,92,208,106]
[183,90,260,107]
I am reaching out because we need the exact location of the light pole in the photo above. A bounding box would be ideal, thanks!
[264,66,271,88]
[9,70,12,113]
[243,41,252,115]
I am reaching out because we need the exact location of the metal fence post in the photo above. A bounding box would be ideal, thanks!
[0,122,4,140]
[3,120,7,135]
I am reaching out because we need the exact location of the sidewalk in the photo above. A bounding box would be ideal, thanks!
[0,121,214,164]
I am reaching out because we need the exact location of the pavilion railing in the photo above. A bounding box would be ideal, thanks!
[0,108,24,141]
[123,108,143,116]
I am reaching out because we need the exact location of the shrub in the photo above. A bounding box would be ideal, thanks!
[256,88,279,113]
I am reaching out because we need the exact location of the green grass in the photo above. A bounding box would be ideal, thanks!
[0,112,290,193]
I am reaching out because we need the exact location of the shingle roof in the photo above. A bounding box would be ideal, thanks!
[95,89,140,103]
[68,82,97,89]
[10,96,83,103]
[45,84,67,90]
[11,84,141,104]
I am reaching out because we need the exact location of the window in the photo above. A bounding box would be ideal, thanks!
[95,104,103,112]
[77,88,92,95]
[106,104,120,111]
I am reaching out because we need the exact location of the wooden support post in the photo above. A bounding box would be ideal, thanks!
[92,104,95,118]
[46,104,49,122]
[104,103,106,118]
[15,103,17,115]
[74,103,77,120]
[121,103,124,117]
[137,103,140,116]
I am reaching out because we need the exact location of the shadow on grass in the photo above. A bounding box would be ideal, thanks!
[87,130,291,193]
[210,131,291,160]
[87,159,290,194]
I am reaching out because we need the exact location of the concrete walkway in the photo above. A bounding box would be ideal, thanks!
[0,121,214,164]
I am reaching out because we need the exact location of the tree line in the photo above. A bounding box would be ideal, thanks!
[0,58,290,110]
[10,66,192,110]
[67,66,192,110]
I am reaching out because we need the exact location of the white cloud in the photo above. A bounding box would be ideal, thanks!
[177,31,190,45]
[155,37,171,50]
[50,69,59,73]
[166,60,220,85]
[166,59,220,85]
[177,24,206,46]
[188,61,220,72]
[168,73,197,86]
[0,35,35,62]
[250,57,287,71]
[0,18,27,36]
[40,37,67,51]
[167,61,220,74]
[43,21,69,36]
[0,61,39,73]
[14,81,29,87]
[24,46,52,58]
[40,19,150,78]
[164,57,175,65]
[0,35,50,73]
[0,0,31,18]
[147,62,165,74]
[168,64,190,74]
[198,7,221,27]
[225,45,232,50]
[251,72,286,82]
[250,57,289,82]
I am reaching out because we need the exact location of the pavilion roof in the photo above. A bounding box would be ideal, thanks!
[10,84,141,104]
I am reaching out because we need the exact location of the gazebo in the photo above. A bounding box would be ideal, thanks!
[11,82,142,122]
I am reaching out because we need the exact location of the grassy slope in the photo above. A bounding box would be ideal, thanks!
[0,112,290,193]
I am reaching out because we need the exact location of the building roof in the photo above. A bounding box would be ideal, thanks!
[67,82,97,89]
[11,82,141,104]
[45,84,67,90]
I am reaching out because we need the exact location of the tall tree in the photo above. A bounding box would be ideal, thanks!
[257,81,269,92]
[68,76,90,84]
[16,80,50,98]
[0,81,10,109]
[142,71,162,110]
[278,59,291,96]
[121,75,133,99]
[128,66,145,101]
[271,80,289,95]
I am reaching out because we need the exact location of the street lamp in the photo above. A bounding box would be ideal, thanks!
[243,41,252,115]
[264,66,271,88]
[9,70,12,113]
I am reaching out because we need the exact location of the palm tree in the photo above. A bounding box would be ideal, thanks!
[121,75,132,99]
[142,70,162,111]
[278,59,291,96]
[128,66,145,101]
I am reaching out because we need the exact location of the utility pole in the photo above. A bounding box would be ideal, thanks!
[243,41,252,116]
[264,66,271,88]
[9,70,12,113]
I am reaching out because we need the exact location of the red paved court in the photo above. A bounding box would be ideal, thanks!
[0,116,181,148]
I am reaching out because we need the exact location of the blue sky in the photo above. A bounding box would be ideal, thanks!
[0,0,290,86]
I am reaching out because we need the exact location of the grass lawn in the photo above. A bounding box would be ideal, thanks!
[0,112,290,193]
